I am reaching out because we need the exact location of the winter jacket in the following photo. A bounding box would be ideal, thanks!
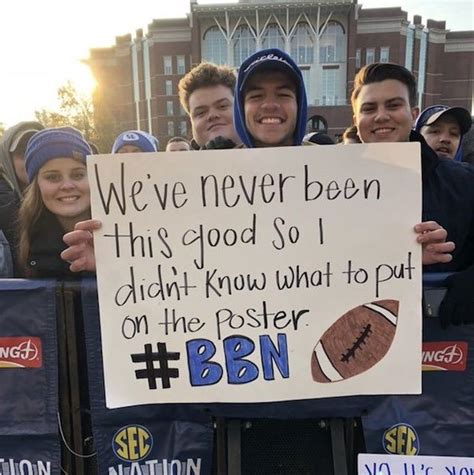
[414,130,474,273]
[26,210,77,279]
[0,171,20,275]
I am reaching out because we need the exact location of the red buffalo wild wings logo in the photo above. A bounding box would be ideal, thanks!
[0,337,43,368]
[422,341,467,371]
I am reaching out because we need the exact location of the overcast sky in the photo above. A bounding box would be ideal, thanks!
[1,0,472,128]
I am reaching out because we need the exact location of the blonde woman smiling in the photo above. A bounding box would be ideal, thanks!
[18,127,92,277]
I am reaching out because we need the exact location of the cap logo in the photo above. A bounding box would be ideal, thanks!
[429,106,448,114]
[123,132,140,142]
[243,53,292,73]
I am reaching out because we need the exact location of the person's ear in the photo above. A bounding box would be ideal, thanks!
[411,106,420,124]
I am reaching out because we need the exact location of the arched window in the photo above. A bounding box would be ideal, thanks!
[233,25,256,67]
[319,21,345,63]
[290,23,314,65]
[202,26,228,65]
[262,24,284,50]
[306,115,328,134]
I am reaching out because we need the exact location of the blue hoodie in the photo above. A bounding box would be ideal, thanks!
[233,48,307,148]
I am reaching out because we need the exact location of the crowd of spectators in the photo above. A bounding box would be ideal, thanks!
[0,49,472,326]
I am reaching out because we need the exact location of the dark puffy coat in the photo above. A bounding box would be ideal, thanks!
[414,130,474,273]
[26,210,76,278]
[0,173,20,275]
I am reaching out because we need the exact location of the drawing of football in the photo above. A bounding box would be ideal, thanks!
[311,300,399,383]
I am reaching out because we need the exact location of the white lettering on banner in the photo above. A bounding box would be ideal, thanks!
[423,345,464,364]
[108,458,201,475]
[0,340,39,360]
[89,144,423,407]
[0,459,51,475]
[0,337,42,368]
[358,454,474,474]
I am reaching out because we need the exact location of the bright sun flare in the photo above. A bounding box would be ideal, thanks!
[70,62,97,98]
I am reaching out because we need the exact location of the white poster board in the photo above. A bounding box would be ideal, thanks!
[88,143,422,408]
[358,453,474,474]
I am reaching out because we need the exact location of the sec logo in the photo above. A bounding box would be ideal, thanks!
[383,423,419,455]
[112,425,153,462]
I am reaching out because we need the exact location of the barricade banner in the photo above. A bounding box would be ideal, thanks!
[0,279,60,474]
[81,279,214,475]
[87,144,423,408]
[362,316,474,457]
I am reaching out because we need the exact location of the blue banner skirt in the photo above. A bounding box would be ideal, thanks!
[0,279,61,474]
[362,316,474,456]
[81,278,214,475]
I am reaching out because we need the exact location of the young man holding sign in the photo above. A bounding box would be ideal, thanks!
[61,54,457,287]
[61,49,308,269]
[232,51,458,271]
[351,62,474,326]
[233,48,307,148]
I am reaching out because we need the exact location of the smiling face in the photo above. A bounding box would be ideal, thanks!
[243,70,298,147]
[188,85,239,147]
[353,79,419,143]
[420,114,461,159]
[37,158,90,231]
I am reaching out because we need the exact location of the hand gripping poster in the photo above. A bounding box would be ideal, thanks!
[88,143,422,408]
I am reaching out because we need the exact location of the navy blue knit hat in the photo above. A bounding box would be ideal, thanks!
[111,130,159,153]
[24,127,92,182]
[234,48,308,147]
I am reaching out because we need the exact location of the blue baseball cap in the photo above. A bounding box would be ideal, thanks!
[112,130,159,153]
[415,105,472,135]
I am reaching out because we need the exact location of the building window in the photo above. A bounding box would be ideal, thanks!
[319,21,345,63]
[164,56,172,75]
[177,56,185,75]
[165,80,173,96]
[306,115,328,134]
[405,26,415,71]
[380,47,390,63]
[366,48,375,65]
[300,67,311,104]
[166,101,174,116]
[262,24,284,50]
[291,23,314,64]
[179,105,186,116]
[202,26,228,65]
[355,48,361,69]
[322,68,337,105]
[168,121,174,136]
[180,121,187,136]
[233,25,256,67]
